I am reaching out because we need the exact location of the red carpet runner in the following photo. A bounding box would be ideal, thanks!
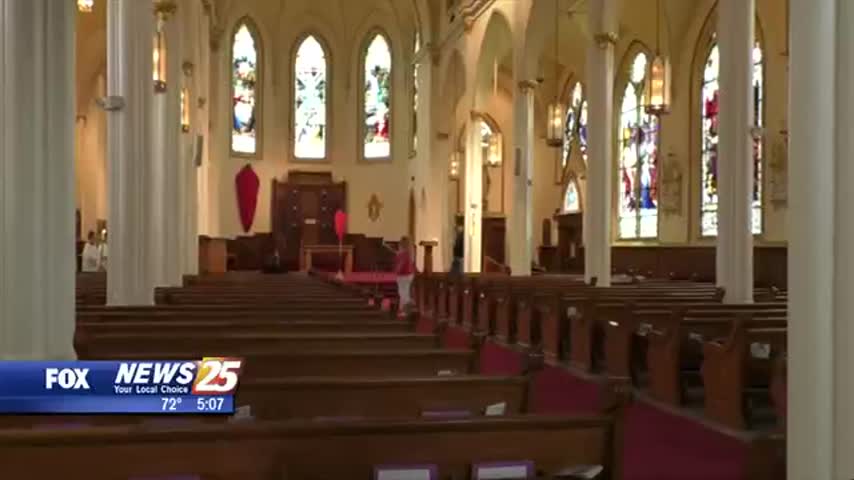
[419,320,749,480]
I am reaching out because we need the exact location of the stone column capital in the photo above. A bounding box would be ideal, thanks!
[517,80,538,93]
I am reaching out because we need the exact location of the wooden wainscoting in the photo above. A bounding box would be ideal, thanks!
[569,246,786,288]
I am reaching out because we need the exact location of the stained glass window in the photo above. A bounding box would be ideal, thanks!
[364,33,392,159]
[480,120,493,161]
[700,41,763,236]
[412,33,420,154]
[564,180,581,213]
[618,52,659,240]
[231,22,259,155]
[579,99,588,162]
[294,35,327,159]
[562,83,585,170]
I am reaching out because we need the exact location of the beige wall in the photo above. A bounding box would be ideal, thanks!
[75,74,108,237]
[206,0,421,240]
[72,0,788,257]
[75,7,107,238]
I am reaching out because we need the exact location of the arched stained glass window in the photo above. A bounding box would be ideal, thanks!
[294,35,327,159]
[618,52,659,240]
[578,99,588,163]
[363,33,392,159]
[564,180,581,213]
[231,21,259,155]
[412,33,421,154]
[562,83,584,169]
[700,41,763,236]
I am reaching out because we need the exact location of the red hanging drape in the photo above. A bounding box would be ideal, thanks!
[235,164,260,233]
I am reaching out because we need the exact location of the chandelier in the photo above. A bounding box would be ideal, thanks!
[545,0,564,147]
[644,0,672,115]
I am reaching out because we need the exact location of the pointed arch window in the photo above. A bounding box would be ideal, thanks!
[294,35,328,160]
[412,32,421,154]
[563,180,581,213]
[363,33,393,160]
[700,40,763,236]
[562,82,587,170]
[618,52,659,240]
[231,21,260,156]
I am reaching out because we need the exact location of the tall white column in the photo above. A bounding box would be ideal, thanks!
[584,0,617,287]
[196,5,212,237]
[106,0,156,305]
[0,0,76,359]
[508,81,536,276]
[412,47,434,269]
[789,1,854,477]
[181,0,200,277]
[464,112,483,273]
[716,0,755,303]
[151,7,184,287]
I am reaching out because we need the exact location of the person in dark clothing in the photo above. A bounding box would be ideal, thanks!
[262,249,285,274]
[450,225,464,276]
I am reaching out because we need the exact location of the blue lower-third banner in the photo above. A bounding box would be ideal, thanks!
[0,395,234,414]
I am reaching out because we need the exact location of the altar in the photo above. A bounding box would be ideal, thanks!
[300,244,354,274]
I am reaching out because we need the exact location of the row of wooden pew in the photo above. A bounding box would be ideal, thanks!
[415,273,788,432]
[4,272,630,479]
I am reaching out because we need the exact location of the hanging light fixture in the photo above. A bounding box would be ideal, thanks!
[545,0,565,147]
[486,131,502,167]
[152,31,167,93]
[77,0,94,13]
[152,1,176,93]
[449,150,461,179]
[645,0,671,115]
[181,87,191,132]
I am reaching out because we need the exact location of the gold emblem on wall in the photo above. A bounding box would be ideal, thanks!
[769,134,788,208]
[660,153,683,216]
[367,194,384,222]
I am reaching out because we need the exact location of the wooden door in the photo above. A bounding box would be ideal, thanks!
[300,189,320,246]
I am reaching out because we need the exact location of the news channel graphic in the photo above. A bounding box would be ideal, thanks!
[0,358,242,414]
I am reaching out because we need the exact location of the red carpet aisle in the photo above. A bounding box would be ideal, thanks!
[431,322,749,480]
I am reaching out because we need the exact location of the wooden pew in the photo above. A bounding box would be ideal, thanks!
[77,306,388,321]
[77,319,412,336]
[702,319,787,430]
[0,375,534,430]
[94,349,478,379]
[0,404,629,479]
[158,294,375,308]
[645,311,786,407]
[546,289,723,367]
[602,303,786,379]
[75,332,441,358]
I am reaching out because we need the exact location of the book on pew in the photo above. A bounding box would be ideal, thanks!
[472,461,534,479]
[552,465,604,479]
[228,404,254,422]
[374,464,438,480]
[485,401,507,416]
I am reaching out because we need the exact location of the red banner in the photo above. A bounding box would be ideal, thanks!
[235,164,260,233]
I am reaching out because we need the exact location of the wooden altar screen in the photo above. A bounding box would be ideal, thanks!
[271,171,347,269]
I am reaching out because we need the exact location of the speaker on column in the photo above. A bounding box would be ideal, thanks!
[193,135,204,167]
